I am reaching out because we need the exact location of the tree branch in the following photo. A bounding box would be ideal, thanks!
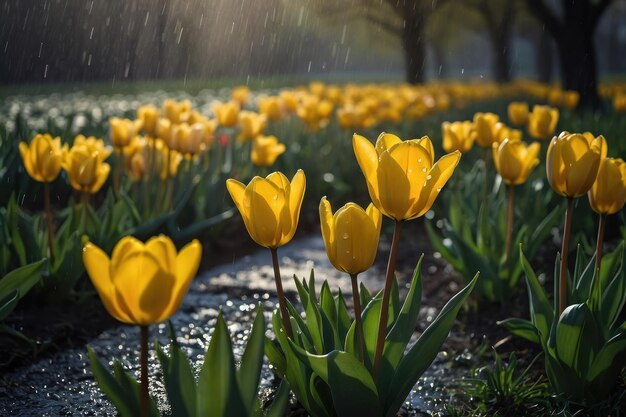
[365,12,402,36]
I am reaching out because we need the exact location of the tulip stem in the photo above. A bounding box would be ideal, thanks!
[373,220,402,377]
[350,273,365,362]
[595,214,607,277]
[80,192,90,233]
[43,182,55,262]
[270,248,293,338]
[140,325,149,417]
[113,150,122,197]
[505,185,514,261]
[559,197,574,315]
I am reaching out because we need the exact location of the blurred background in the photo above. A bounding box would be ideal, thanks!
[1,0,626,106]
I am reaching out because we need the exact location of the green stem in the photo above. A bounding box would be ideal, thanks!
[140,325,149,417]
[43,182,55,262]
[373,220,402,377]
[270,248,293,338]
[350,273,365,362]
[595,214,607,277]
[505,184,514,261]
[80,192,90,233]
[559,197,574,315]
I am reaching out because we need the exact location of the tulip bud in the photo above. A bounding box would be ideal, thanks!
[546,131,606,197]
[319,198,381,275]
[213,101,240,128]
[19,133,67,183]
[238,111,267,141]
[507,102,529,126]
[231,85,250,105]
[442,121,474,153]
[588,158,626,215]
[137,105,159,136]
[471,112,500,148]
[492,139,540,185]
[109,117,142,149]
[527,105,559,139]
[63,144,111,194]
[251,135,286,167]
[226,170,305,248]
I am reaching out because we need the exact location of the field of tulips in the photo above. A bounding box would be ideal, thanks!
[1,79,626,417]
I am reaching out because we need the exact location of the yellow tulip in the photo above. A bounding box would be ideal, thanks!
[238,111,267,141]
[137,105,159,136]
[441,121,474,153]
[319,198,381,275]
[613,93,626,112]
[128,152,146,181]
[507,102,529,126]
[257,96,284,122]
[471,112,500,148]
[156,118,172,144]
[251,135,286,167]
[527,105,559,139]
[563,90,580,110]
[588,158,626,215]
[73,135,113,160]
[492,139,541,185]
[19,134,67,183]
[163,99,191,124]
[226,170,305,248]
[109,118,143,149]
[213,101,240,128]
[231,85,251,105]
[63,144,111,194]
[494,123,522,143]
[353,133,461,221]
[546,131,607,197]
[82,235,202,325]
[279,90,300,113]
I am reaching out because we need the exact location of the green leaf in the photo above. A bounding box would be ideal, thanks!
[378,256,424,398]
[601,245,626,331]
[521,248,554,347]
[385,272,478,417]
[262,380,290,417]
[237,305,265,414]
[156,340,197,417]
[554,303,598,378]
[588,331,626,382]
[0,258,46,301]
[87,347,141,417]
[197,312,246,417]
[264,337,286,378]
[335,289,352,345]
[290,344,383,417]
[497,318,540,344]
[0,289,19,321]
[359,282,372,308]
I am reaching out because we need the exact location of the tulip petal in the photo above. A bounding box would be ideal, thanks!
[267,171,293,240]
[245,177,285,247]
[412,151,461,219]
[353,134,382,210]
[83,243,131,323]
[416,136,435,166]
[161,240,202,322]
[285,169,306,244]
[366,203,382,234]
[375,133,402,155]
[110,236,144,275]
[145,235,177,273]
[319,197,337,269]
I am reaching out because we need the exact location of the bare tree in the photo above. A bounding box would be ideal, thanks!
[524,0,616,107]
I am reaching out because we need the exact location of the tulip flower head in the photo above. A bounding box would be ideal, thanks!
[471,112,500,148]
[492,139,541,185]
[63,142,111,194]
[226,170,305,248]
[73,135,113,160]
[231,85,251,105]
[527,105,559,139]
[319,198,382,275]
[82,235,202,325]
[251,135,286,167]
[353,133,461,221]
[442,121,474,153]
[507,102,529,126]
[137,104,159,136]
[546,131,607,198]
[238,111,267,141]
[213,101,240,128]
[588,157,626,215]
[257,96,284,122]
[109,118,143,150]
[19,133,67,183]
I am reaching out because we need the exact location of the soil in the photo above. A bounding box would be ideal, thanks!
[0,215,547,416]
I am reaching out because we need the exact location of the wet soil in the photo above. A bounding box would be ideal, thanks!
[0,218,541,417]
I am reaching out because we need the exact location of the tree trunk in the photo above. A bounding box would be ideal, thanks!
[536,30,553,83]
[558,4,600,108]
[402,8,426,84]
[491,30,512,83]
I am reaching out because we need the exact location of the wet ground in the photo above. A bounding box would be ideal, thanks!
[0,231,507,417]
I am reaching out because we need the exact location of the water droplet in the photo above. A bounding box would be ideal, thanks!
[421,167,427,173]
[273,194,278,201]
[426,175,432,180]
[436,187,442,192]
[342,233,349,239]
[418,158,422,163]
